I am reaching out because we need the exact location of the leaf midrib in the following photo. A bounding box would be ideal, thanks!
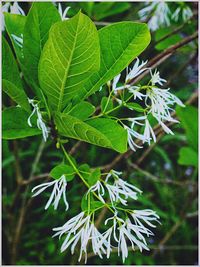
[57,15,80,112]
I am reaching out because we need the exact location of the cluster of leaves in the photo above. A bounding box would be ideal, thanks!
[2,2,152,155]
[2,1,198,265]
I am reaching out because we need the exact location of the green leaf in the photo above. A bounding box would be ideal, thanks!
[101,96,113,113]
[87,118,127,153]
[125,102,145,112]
[2,80,30,112]
[55,113,127,153]
[2,107,41,139]
[81,194,104,212]
[39,12,100,112]
[67,101,95,120]
[50,164,75,181]
[77,22,151,101]
[93,2,131,20]
[78,2,95,17]
[88,168,101,186]
[2,37,30,112]
[2,36,23,89]
[79,165,101,186]
[178,147,198,167]
[4,13,26,63]
[23,2,61,89]
[176,105,198,151]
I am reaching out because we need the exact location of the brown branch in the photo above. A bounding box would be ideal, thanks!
[69,140,82,155]
[152,191,197,257]
[136,133,163,165]
[129,162,196,186]
[12,140,23,183]
[22,173,49,185]
[130,31,198,85]
[10,140,45,264]
[154,17,194,46]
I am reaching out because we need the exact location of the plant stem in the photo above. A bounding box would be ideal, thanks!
[60,144,115,214]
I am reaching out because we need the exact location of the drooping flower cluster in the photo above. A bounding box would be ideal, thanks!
[32,175,69,210]
[110,58,184,151]
[138,2,193,31]
[138,2,171,31]
[32,170,160,263]
[27,99,50,142]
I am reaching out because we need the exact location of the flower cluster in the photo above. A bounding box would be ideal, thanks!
[27,99,50,142]
[32,170,160,263]
[138,2,171,31]
[138,2,193,31]
[32,175,69,210]
[110,58,184,151]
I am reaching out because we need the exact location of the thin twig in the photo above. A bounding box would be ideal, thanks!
[69,141,82,155]
[130,31,198,85]
[152,190,197,257]
[129,162,196,186]
[10,140,45,264]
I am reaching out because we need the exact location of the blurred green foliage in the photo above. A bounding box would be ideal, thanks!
[2,1,198,265]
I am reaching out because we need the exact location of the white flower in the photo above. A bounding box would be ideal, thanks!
[98,227,113,258]
[91,225,109,259]
[58,3,70,20]
[124,116,157,150]
[11,33,23,48]
[124,124,144,152]
[118,222,149,263]
[112,73,121,92]
[2,3,10,31]
[128,86,146,100]
[117,211,159,262]
[125,58,148,83]
[32,175,69,210]
[86,181,105,204]
[105,212,125,242]
[171,7,181,22]
[150,69,167,86]
[143,117,156,145]
[28,99,50,142]
[103,211,159,263]
[139,2,171,31]
[130,209,160,229]
[10,2,25,16]
[182,6,193,21]
[146,87,185,123]
[105,170,142,205]
[53,212,106,263]
[172,5,193,22]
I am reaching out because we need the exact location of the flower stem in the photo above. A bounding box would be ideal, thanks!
[60,144,115,214]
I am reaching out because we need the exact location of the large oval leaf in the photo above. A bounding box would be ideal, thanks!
[76,22,151,101]
[39,12,100,112]
[55,113,127,153]
[23,2,61,89]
